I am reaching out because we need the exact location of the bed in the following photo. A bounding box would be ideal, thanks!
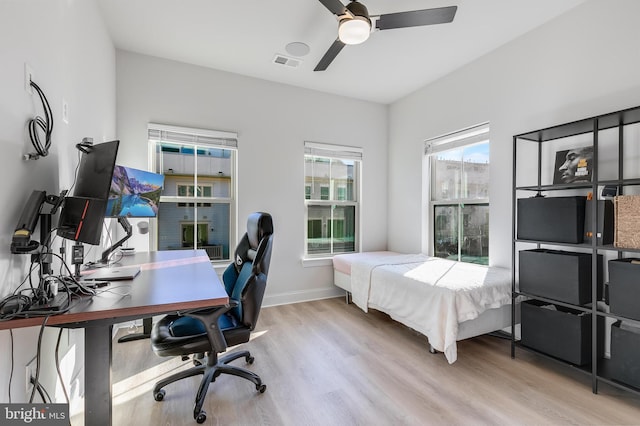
[333,251,513,363]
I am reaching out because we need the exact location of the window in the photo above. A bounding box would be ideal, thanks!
[425,123,490,265]
[320,186,330,200]
[304,141,361,256]
[177,184,213,197]
[148,123,237,262]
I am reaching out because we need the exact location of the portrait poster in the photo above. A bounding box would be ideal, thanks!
[553,146,593,184]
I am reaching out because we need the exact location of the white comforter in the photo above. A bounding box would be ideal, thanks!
[350,255,511,364]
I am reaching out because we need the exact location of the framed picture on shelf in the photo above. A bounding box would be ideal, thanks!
[553,146,593,184]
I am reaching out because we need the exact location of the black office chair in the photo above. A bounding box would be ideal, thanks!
[150,212,273,423]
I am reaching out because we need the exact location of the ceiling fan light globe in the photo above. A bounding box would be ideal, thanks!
[338,18,371,45]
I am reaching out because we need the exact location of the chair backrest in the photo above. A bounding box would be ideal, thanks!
[222,212,273,330]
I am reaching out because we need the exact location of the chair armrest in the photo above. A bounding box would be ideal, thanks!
[182,300,239,353]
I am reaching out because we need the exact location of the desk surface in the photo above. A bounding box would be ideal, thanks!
[0,249,229,330]
[0,249,228,426]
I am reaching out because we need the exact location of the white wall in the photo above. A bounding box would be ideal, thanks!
[115,51,389,306]
[388,0,640,268]
[0,0,115,409]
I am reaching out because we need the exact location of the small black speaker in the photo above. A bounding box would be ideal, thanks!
[601,185,618,198]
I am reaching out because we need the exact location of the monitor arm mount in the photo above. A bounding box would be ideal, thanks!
[99,216,133,265]
[11,190,67,274]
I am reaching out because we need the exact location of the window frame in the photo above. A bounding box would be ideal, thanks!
[176,183,214,198]
[423,123,490,264]
[148,123,238,264]
[303,141,362,259]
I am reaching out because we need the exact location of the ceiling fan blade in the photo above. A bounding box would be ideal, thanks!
[318,0,347,16]
[375,6,457,31]
[314,38,346,71]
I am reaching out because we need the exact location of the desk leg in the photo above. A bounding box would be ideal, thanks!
[84,324,112,426]
[117,317,152,343]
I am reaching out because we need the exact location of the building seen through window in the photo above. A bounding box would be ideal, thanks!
[304,143,360,256]
[149,125,237,262]
[427,125,489,265]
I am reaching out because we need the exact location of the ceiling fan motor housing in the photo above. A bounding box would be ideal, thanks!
[345,1,370,23]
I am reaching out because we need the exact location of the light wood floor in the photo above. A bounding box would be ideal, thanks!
[107,297,640,425]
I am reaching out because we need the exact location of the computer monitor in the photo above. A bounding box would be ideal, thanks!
[57,140,120,245]
[74,140,120,200]
[105,165,164,218]
[99,165,164,264]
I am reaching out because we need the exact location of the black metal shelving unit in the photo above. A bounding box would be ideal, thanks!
[511,104,640,396]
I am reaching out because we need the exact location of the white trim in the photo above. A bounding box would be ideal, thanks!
[148,123,237,140]
[262,287,343,307]
[431,198,490,205]
[422,151,432,255]
[304,140,363,160]
[301,257,334,268]
[424,122,490,155]
[159,196,232,204]
[148,125,237,149]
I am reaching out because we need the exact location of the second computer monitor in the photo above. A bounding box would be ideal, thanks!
[105,165,164,218]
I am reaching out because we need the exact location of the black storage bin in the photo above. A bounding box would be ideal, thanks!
[610,321,640,389]
[608,258,640,320]
[517,196,586,243]
[520,299,603,365]
[519,249,602,305]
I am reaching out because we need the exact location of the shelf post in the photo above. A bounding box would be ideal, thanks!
[591,118,599,394]
[511,135,518,359]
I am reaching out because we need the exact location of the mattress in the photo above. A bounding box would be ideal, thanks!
[332,252,512,363]
[333,251,408,276]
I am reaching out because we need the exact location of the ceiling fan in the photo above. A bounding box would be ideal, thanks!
[314,0,457,71]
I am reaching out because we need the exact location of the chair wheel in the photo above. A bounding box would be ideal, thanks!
[153,389,165,401]
[196,411,206,424]
[246,355,255,364]
[257,384,266,393]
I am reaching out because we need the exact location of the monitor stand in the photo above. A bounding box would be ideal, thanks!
[27,292,70,312]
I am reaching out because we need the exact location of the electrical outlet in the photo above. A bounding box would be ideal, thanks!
[25,356,37,398]
[24,63,34,94]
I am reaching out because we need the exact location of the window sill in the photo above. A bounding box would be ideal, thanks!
[212,261,230,272]
[301,257,334,268]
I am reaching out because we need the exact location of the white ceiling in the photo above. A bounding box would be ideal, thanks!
[96,0,585,104]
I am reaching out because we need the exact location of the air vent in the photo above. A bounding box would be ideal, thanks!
[273,54,301,68]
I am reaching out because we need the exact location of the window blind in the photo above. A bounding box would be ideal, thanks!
[304,141,363,160]
[424,122,489,156]
[148,123,237,148]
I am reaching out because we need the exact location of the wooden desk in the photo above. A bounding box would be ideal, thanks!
[0,249,228,426]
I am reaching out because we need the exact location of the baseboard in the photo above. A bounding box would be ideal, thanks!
[262,287,344,307]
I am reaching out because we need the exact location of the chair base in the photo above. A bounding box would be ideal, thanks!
[152,350,266,423]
